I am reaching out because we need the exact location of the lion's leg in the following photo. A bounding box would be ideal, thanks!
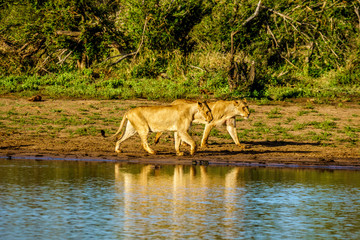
[178,131,197,155]
[200,123,214,148]
[138,131,156,155]
[174,132,184,156]
[226,117,244,149]
[115,121,137,153]
[154,132,163,144]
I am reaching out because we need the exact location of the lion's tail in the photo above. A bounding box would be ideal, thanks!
[101,113,128,139]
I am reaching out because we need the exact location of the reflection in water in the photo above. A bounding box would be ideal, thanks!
[224,167,244,239]
[114,164,245,239]
[1,159,360,239]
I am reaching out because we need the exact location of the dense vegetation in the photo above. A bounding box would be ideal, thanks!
[1,0,360,100]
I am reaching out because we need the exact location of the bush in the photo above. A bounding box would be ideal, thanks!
[332,68,360,86]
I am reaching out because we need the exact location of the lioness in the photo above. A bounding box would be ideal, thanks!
[154,99,250,149]
[105,101,213,156]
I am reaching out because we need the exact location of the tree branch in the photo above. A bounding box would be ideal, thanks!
[110,52,136,66]
[266,25,278,48]
[261,6,301,25]
[354,4,360,30]
[57,50,73,65]
[242,0,262,26]
[231,0,262,55]
[105,16,150,66]
[133,16,149,59]
[55,31,81,37]
[280,54,299,69]
[189,65,208,72]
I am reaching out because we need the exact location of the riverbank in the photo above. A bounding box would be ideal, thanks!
[1,97,359,168]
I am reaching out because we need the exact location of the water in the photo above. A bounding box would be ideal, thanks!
[1,159,360,239]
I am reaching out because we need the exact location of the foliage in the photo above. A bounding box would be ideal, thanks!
[1,0,360,100]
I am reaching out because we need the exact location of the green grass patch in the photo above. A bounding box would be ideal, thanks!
[285,117,296,124]
[267,108,282,119]
[292,120,337,131]
[1,68,360,101]
[74,127,99,136]
[297,110,311,116]
[307,131,333,142]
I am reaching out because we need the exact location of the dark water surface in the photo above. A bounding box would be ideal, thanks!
[1,159,360,239]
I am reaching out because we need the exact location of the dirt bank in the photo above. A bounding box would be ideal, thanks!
[1,97,359,168]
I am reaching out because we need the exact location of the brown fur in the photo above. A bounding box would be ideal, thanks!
[155,99,250,148]
[106,102,212,156]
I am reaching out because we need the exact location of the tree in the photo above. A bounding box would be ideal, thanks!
[0,0,126,73]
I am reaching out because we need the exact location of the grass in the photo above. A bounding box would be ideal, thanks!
[297,110,311,116]
[267,108,282,119]
[1,62,360,102]
[74,127,100,136]
[209,128,231,139]
[310,120,337,131]
[304,102,315,109]
[291,120,337,131]
[266,81,360,102]
[0,100,120,142]
[0,92,359,154]
[285,117,296,124]
[307,131,333,142]
[191,101,358,147]
[0,72,206,100]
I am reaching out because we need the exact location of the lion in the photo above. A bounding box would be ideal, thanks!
[154,99,250,149]
[103,101,213,156]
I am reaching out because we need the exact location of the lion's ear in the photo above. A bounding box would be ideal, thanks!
[243,98,247,103]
